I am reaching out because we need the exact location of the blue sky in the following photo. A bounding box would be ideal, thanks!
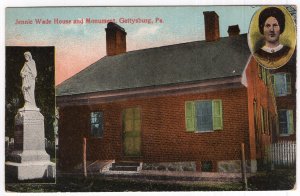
[6,6,260,84]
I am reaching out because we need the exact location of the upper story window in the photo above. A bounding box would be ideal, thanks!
[90,111,104,138]
[185,99,223,132]
[271,73,291,97]
[279,110,294,136]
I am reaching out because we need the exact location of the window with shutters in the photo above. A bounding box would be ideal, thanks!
[260,107,270,135]
[260,107,265,134]
[271,73,292,97]
[185,99,223,132]
[90,112,104,138]
[279,110,294,136]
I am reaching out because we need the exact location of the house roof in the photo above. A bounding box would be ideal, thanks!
[56,34,250,96]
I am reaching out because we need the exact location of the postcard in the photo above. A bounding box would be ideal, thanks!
[3,3,297,193]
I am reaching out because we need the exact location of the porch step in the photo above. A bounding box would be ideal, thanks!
[110,161,141,172]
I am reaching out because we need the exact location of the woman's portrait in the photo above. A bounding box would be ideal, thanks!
[248,6,296,69]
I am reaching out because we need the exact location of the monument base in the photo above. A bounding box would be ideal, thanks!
[8,150,50,163]
[6,161,56,180]
[6,109,56,181]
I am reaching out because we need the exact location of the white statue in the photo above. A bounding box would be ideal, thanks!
[20,51,37,110]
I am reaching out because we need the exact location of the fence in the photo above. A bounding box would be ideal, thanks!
[265,141,296,168]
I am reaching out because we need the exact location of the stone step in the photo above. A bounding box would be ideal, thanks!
[110,161,141,172]
[112,162,140,167]
[110,166,139,171]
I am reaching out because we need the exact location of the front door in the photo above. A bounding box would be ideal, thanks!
[123,107,141,156]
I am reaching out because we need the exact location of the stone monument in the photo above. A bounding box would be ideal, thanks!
[6,51,55,180]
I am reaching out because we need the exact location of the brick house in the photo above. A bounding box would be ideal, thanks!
[270,54,296,142]
[56,12,277,173]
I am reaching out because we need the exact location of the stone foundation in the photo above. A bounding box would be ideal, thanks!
[142,162,196,172]
[142,160,257,173]
[217,160,255,173]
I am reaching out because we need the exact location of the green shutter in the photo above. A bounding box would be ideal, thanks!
[185,101,195,132]
[287,110,294,134]
[266,110,269,135]
[261,67,267,84]
[133,108,141,132]
[285,73,291,94]
[260,107,264,134]
[270,75,275,86]
[271,75,277,96]
[124,108,134,132]
[258,64,262,78]
[253,100,257,130]
[212,100,223,130]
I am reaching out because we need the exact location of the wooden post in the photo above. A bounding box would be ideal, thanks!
[241,143,248,190]
[83,137,87,178]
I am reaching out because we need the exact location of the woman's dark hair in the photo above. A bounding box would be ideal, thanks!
[259,7,285,34]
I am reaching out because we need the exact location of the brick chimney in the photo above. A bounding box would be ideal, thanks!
[228,25,240,37]
[203,11,220,42]
[105,22,127,56]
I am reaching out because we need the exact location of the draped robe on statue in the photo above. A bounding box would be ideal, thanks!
[20,52,37,109]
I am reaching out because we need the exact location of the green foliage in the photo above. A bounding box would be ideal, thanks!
[5,47,55,142]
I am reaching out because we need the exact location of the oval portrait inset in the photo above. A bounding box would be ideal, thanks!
[248,6,296,69]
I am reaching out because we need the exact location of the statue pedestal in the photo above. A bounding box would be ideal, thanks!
[6,109,55,180]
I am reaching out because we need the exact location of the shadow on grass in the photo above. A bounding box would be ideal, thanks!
[6,175,243,192]
[248,169,296,190]
[6,168,296,192]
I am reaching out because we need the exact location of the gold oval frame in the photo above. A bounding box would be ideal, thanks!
[248,6,296,69]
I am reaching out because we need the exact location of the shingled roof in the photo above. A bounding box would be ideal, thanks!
[56,34,250,96]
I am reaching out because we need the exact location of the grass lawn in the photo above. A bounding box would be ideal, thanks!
[6,176,243,192]
[5,168,296,192]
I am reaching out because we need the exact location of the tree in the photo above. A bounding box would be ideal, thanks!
[5,47,55,143]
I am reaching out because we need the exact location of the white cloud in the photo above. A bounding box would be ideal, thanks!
[133,25,160,37]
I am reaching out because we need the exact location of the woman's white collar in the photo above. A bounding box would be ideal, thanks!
[262,44,283,53]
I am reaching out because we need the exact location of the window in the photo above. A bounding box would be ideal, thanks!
[253,100,261,145]
[253,100,258,131]
[201,161,213,172]
[271,73,291,96]
[260,107,265,134]
[260,107,270,135]
[90,112,104,138]
[279,110,294,135]
[185,100,223,132]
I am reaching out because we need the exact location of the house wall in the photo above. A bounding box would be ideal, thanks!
[245,57,277,168]
[270,55,296,142]
[58,87,250,172]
